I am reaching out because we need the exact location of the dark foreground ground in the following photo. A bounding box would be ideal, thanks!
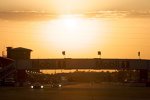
[0,83,150,100]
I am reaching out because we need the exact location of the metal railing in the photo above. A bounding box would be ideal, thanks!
[0,62,16,80]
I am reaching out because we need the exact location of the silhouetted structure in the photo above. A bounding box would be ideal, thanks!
[0,57,15,86]
[7,47,32,60]
[6,47,32,86]
[1,46,150,86]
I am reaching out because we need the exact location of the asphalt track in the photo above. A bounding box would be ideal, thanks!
[0,83,150,100]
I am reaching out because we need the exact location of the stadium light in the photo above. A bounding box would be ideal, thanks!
[98,51,101,59]
[138,51,141,59]
[62,51,66,58]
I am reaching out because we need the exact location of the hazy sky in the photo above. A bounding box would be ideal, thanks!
[0,0,150,59]
[0,0,150,12]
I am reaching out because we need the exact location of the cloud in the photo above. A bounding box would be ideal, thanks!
[0,11,57,21]
[0,10,150,21]
[85,10,150,18]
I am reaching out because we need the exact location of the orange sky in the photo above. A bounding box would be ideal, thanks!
[0,0,150,12]
[0,1,150,59]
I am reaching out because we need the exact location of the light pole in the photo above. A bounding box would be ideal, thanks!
[61,51,66,73]
[138,51,141,59]
[62,51,66,58]
[98,51,101,59]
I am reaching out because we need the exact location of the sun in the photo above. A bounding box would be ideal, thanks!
[39,14,105,51]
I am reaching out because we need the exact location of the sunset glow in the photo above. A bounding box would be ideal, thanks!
[38,14,107,52]
[0,0,150,59]
[1,1,150,99]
